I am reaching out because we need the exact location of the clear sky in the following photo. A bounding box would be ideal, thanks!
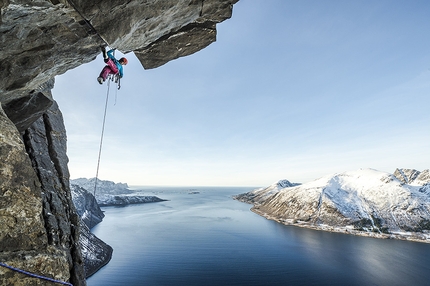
[53,0,430,187]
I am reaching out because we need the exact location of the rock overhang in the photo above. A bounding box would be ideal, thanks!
[0,0,238,101]
[1,0,238,130]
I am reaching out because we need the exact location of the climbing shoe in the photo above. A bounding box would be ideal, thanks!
[97,77,104,84]
[101,46,108,59]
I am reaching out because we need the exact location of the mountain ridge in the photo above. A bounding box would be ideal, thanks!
[235,168,430,243]
[70,178,166,208]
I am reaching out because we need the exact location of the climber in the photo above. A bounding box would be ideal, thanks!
[97,46,128,84]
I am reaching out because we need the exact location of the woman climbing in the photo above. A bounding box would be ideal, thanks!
[97,46,128,84]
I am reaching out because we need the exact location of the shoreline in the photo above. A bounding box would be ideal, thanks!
[85,248,113,279]
[249,206,430,244]
[233,196,430,244]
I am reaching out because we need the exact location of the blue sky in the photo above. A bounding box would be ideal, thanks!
[54,0,430,187]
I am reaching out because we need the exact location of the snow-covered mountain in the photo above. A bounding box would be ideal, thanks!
[235,168,430,243]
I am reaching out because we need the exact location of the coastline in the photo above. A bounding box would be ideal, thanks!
[249,206,430,244]
[85,248,113,279]
[84,197,167,279]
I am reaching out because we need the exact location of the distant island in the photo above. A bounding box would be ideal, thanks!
[71,178,166,207]
[235,168,430,243]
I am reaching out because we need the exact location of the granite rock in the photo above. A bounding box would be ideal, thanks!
[0,104,73,285]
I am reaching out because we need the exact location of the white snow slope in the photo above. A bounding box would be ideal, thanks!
[235,168,430,242]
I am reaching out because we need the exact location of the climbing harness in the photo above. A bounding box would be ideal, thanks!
[0,262,73,286]
[111,49,122,91]
[114,75,120,105]
[116,74,121,90]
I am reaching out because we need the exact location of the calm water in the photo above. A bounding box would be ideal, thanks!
[87,187,430,286]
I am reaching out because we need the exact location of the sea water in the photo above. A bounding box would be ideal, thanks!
[87,187,430,286]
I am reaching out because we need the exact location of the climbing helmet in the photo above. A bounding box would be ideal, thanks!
[120,57,128,65]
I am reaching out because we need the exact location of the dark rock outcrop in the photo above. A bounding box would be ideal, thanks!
[2,79,55,133]
[71,184,105,229]
[79,222,113,278]
[393,168,430,185]
[70,179,165,278]
[1,1,238,284]
[23,101,86,284]
[393,168,421,184]
[0,102,83,285]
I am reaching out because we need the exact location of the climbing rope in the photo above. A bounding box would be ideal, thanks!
[93,75,111,199]
[84,73,116,271]
[92,73,120,196]
[0,262,73,286]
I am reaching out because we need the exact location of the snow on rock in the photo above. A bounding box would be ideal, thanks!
[79,221,112,278]
[70,178,166,278]
[410,169,430,186]
[71,178,133,196]
[97,193,165,207]
[70,178,166,207]
[393,168,421,184]
[71,184,105,228]
[235,179,300,203]
[235,168,430,243]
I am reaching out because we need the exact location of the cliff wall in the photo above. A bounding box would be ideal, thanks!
[0,1,238,285]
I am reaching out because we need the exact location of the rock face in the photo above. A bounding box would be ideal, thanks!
[0,102,84,285]
[79,222,113,279]
[235,168,430,243]
[70,184,113,279]
[70,179,165,277]
[71,184,105,229]
[0,1,238,285]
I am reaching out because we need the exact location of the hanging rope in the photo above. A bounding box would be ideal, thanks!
[0,262,73,286]
[84,75,112,272]
[93,76,111,199]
